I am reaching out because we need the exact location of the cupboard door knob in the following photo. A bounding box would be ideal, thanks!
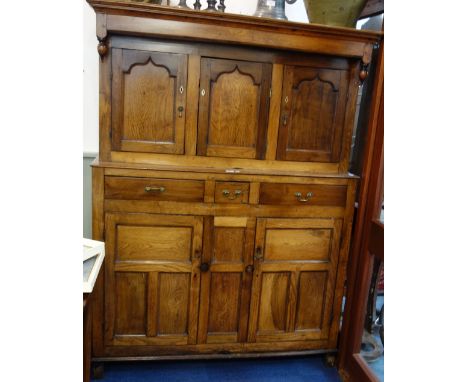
[294,191,313,202]
[200,263,210,272]
[245,265,254,273]
[145,186,166,193]
[178,106,184,118]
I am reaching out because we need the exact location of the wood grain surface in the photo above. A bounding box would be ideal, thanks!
[88,0,382,360]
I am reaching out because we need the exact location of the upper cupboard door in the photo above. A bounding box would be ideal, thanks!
[277,66,349,163]
[111,49,188,154]
[197,58,272,159]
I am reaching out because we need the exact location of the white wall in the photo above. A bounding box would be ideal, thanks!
[83,2,99,154]
[82,0,309,154]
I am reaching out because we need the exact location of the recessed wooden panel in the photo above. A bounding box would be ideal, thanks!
[210,71,258,150]
[257,272,290,333]
[117,225,192,261]
[198,58,272,159]
[259,183,347,206]
[105,177,205,202]
[277,66,348,163]
[112,49,187,154]
[158,273,190,335]
[115,272,147,335]
[123,64,175,143]
[264,229,332,262]
[295,271,327,330]
[287,79,336,151]
[214,217,249,227]
[213,228,245,263]
[207,273,242,333]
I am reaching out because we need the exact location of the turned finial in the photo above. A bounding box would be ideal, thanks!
[97,39,108,60]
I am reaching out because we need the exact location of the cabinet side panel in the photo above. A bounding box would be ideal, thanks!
[339,61,361,172]
[91,166,105,356]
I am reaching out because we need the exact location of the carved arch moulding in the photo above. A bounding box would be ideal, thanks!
[121,51,181,77]
[294,75,340,93]
[211,65,262,86]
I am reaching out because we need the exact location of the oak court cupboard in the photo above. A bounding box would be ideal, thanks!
[88,0,382,363]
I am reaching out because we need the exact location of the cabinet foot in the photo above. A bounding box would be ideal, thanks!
[324,353,336,367]
[91,363,104,380]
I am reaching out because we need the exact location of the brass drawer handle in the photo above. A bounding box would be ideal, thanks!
[222,189,242,200]
[144,186,166,193]
[295,191,313,202]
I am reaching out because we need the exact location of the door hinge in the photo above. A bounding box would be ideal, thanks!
[269,88,272,98]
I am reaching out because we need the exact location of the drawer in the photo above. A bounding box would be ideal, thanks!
[259,183,347,206]
[105,177,205,202]
[214,182,249,204]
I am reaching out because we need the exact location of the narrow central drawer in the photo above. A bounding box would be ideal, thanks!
[259,183,347,206]
[105,176,205,202]
[214,181,249,204]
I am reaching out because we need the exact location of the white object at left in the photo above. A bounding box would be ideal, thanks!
[83,238,105,293]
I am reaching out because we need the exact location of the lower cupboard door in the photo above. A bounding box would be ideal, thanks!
[247,218,343,343]
[104,213,203,347]
[197,217,256,344]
